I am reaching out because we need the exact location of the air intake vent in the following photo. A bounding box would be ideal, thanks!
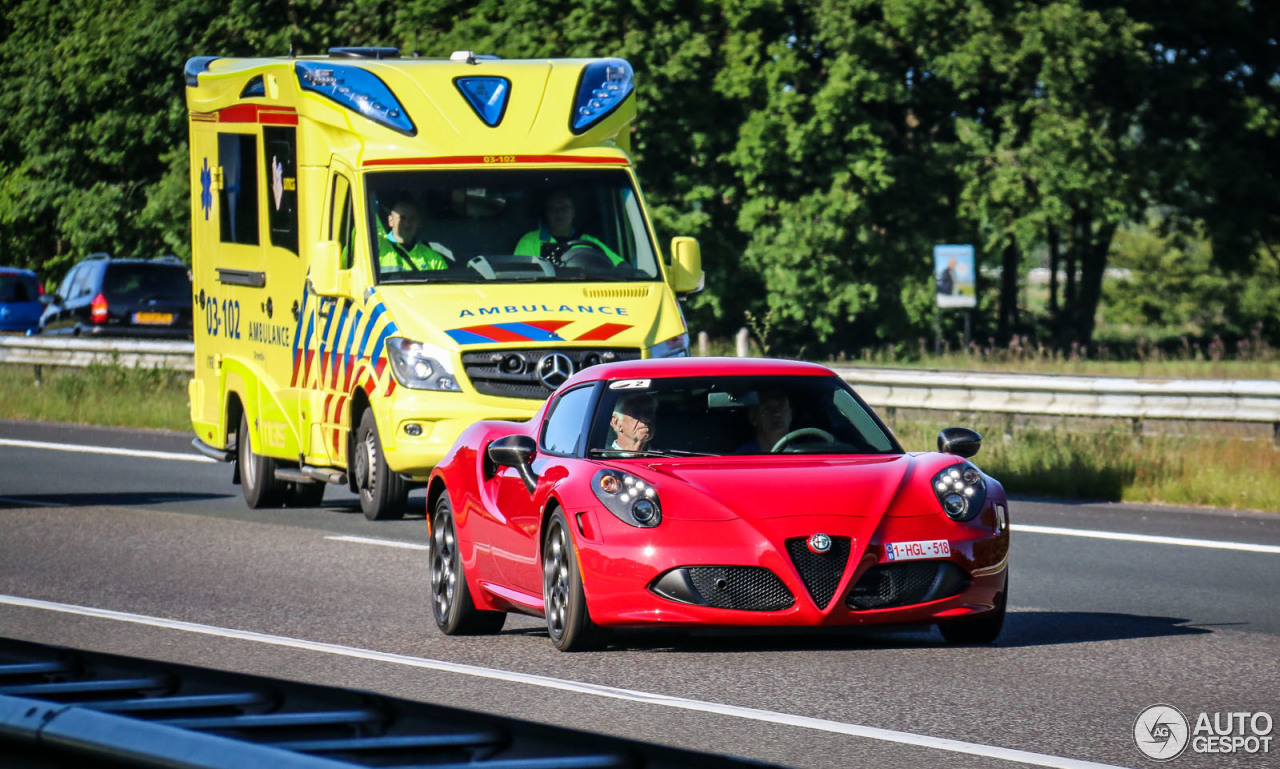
[784,536,851,609]
[582,287,651,299]
[846,562,969,610]
[651,566,794,611]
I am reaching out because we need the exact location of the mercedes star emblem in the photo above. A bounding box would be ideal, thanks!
[537,353,574,389]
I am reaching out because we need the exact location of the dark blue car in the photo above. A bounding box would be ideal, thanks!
[0,267,43,334]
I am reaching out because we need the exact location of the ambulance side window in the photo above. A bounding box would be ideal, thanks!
[263,126,298,255]
[331,175,355,270]
[217,133,260,246]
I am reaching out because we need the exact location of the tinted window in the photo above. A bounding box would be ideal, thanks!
[218,133,259,245]
[0,275,37,302]
[587,375,901,457]
[103,265,190,299]
[264,126,298,254]
[331,174,355,269]
[541,386,595,455]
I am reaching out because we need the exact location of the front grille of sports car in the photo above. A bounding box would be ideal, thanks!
[462,348,642,399]
[784,536,852,609]
[650,566,795,611]
[845,562,970,611]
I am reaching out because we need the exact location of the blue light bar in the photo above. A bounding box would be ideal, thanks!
[571,58,634,134]
[455,77,510,127]
[295,62,415,135]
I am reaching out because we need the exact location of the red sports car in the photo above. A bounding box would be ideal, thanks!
[427,357,1010,651]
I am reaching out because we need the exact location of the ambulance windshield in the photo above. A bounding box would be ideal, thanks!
[365,168,662,285]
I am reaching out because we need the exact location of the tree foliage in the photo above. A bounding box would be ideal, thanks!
[1,0,1275,356]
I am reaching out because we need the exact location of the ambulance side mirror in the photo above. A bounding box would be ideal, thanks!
[310,241,350,298]
[668,236,704,295]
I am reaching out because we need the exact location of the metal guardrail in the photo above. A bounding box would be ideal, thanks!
[830,366,1280,425]
[0,636,776,769]
[0,336,194,372]
[3,337,1278,432]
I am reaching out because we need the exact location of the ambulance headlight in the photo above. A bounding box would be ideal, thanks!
[646,333,689,358]
[571,58,634,134]
[385,338,461,391]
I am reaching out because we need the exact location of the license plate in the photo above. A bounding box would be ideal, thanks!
[884,539,951,562]
[133,312,174,325]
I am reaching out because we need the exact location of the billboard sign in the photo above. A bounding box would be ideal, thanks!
[934,244,976,308]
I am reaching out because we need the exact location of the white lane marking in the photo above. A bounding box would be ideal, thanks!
[0,438,214,463]
[1012,523,1280,554]
[326,535,429,551]
[0,595,1125,769]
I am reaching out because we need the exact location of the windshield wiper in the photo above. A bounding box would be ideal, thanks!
[588,448,719,458]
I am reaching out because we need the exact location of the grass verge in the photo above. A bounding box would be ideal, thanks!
[0,363,190,432]
[891,417,1279,513]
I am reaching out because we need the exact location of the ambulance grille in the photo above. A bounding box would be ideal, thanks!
[784,536,852,609]
[462,348,641,399]
[846,562,970,610]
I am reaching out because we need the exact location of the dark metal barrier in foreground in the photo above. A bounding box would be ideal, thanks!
[0,637,779,769]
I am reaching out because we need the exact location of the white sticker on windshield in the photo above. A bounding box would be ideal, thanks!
[609,379,651,390]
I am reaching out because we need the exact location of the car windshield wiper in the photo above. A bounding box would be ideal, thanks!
[588,448,719,458]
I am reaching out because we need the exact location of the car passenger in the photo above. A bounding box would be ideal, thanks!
[737,388,792,453]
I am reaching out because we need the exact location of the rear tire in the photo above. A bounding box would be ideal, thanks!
[543,510,602,652]
[353,409,407,521]
[429,495,506,635]
[238,413,285,508]
[939,575,1007,645]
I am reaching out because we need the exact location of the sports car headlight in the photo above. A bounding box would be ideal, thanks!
[592,469,661,528]
[385,337,461,391]
[646,332,689,358]
[932,462,987,522]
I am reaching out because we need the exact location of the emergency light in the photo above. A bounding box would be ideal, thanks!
[571,59,633,134]
[455,77,510,127]
[295,62,415,135]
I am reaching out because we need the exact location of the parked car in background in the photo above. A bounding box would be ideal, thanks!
[0,267,44,335]
[40,255,193,339]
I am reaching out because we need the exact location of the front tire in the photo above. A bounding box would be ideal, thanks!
[430,495,506,635]
[543,510,602,652]
[353,409,407,521]
[939,575,1007,645]
[238,413,285,508]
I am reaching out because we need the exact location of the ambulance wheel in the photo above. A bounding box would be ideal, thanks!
[284,481,326,508]
[355,409,407,521]
[238,412,286,508]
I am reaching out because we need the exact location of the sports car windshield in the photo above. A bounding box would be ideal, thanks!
[587,375,902,457]
[364,168,661,285]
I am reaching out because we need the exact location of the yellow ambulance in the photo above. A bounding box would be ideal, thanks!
[185,47,702,520]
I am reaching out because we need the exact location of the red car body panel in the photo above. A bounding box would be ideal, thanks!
[429,357,1009,632]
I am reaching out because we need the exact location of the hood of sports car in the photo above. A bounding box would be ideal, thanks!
[640,454,930,520]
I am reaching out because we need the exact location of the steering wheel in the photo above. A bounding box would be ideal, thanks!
[771,427,836,453]
[560,240,614,270]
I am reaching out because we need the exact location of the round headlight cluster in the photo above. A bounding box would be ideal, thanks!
[592,469,662,528]
[932,463,987,521]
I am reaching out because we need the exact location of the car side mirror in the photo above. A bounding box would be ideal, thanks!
[937,427,982,458]
[668,236,704,295]
[487,434,539,494]
[309,240,350,298]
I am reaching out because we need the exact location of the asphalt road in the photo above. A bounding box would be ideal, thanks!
[0,419,1277,769]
